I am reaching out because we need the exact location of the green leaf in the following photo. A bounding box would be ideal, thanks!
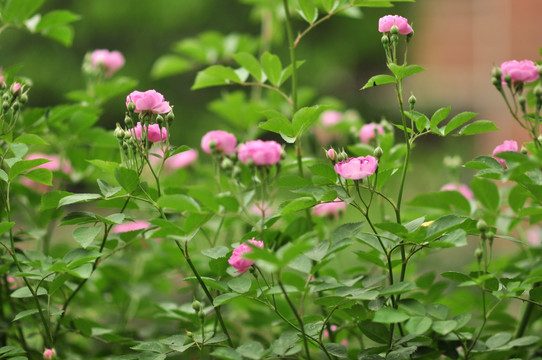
[228,277,252,293]
[35,10,80,31]
[429,106,451,135]
[373,308,409,323]
[259,110,295,137]
[358,320,390,344]
[321,0,341,12]
[13,308,40,322]
[94,77,138,101]
[292,105,328,138]
[351,0,393,7]
[23,168,52,186]
[58,193,102,207]
[297,0,319,23]
[426,303,449,320]
[529,286,542,302]
[41,190,72,210]
[3,0,45,24]
[11,287,47,298]
[213,293,240,307]
[41,25,74,46]
[409,191,471,215]
[236,341,266,360]
[444,112,477,135]
[192,65,241,90]
[157,194,201,213]
[380,282,416,296]
[486,332,512,349]
[432,320,457,335]
[202,246,230,259]
[260,52,282,86]
[441,271,471,283]
[324,344,347,358]
[115,167,139,193]
[361,74,395,89]
[87,159,119,173]
[506,335,540,347]
[405,316,432,335]
[0,169,7,182]
[9,158,49,180]
[280,197,318,214]
[471,177,499,211]
[97,179,122,198]
[459,120,499,135]
[388,64,424,80]
[232,52,263,82]
[13,133,49,145]
[73,226,102,249]
[151,55,192,79]
[0,222,15,236]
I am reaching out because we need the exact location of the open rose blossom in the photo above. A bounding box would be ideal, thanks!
[126,90,171,114]
[312,198,347,218]
[150,149,198,169]
[228,238,264,273]
[492,140,519,168]
[378,15,412,35]
[201,130,237,155]
[133,122,167,143]
[43,348,56,359]
[500,60,539,85]
[320,110,343,126]
[334,156,378,180]
[91,49,125,77]
[360,123,384,143]
[238,140,282,166]
[440,183,474,200]
[112,220,151,233]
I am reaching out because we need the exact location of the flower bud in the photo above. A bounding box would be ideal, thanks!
[381,34,390,46]
[538,65,542,77]
[406,30,414,43]
[486,230,495,244]
[521,146,528,155]
[19,93,28,104]
[477,219,488,233]
[12,101,20,110]
[221,157,233,170]
[337,149,348,162]
[373,146,383,159]
[534,84,542,98]
[186,331,193,338]
[156,114,165,127]
[166,111,175,122]
[390,24,399,35]
[2,101,9,111]
[504,74,512,87]
[198,310,205,321]
[124,115,134,128]
[491,66,502,79]
[326,148,338,162]
[232,165,242,178]
[474,248,483,262]
[114,124,125,139]
[408,94,416,109]
[43,348,56,359]
[390,34,399,45]
[192,299,202,312]
[491,77,501,89]
[519,96,526,113]
[127,100,136,112]
[2,93,9,102]
[10,82,21,95]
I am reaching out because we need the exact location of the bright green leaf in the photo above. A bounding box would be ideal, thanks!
[459,120,499,135]
[361,74,395,89]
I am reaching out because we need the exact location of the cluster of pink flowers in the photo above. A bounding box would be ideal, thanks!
[126,90,171,115]
[334,156,378,180]
[91,49,125,77]
[201,130,283,166]
[440,183,474,200]
[360,123,384,144]
[500,60,539,85]
[228,238,264,273]
[312,198,347,218]
[492,140,519,169]
[378,15,412,35]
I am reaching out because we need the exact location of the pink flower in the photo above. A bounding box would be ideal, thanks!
[238,140,282,166]
[440,183,474,201]
[312,198,347,218]
[21,153,72,193]
[320,110,343,127]
[6,276,17,290]
[527,227,541,246]
[378,15,412,35]
[126,90,171,114]
[324,325,339,339]
[326,149,338,162]
[112,220,151,234]
[43,348,56,359]
[151,148,198,169]
[201,130,237,155]
[133,122,167,143]
[360,123,384,143]
[91,49,125,77]
[500,60,539,85]
[492,140,519,169]
[249,202,272,217]
[11,82,21,94]
[334,156,378,180]
[228,238,264,273]
[340,339,348,346]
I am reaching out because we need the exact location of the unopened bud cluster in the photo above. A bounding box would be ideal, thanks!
[0,77,29,135]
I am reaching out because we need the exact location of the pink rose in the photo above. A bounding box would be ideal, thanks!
[91,49,125,77]
[11,82,21,94]
[440,183,474,201]
[112,220,151,233]
[6,276,17,290]
[334,156,378,180]
[500,60,539,85]
[238,140,282,166]
[378,15,412,35]
[492,140,519,169]
[320,110,343,126]
[201,130,237,155]
[359,123,384,143]
[312,198,347,218]
[527,227,541,246]
[151,148,198,169]
[326,148,338,162]
[133,122,167,143]
[126,90,171,114]
[228,238,264,273]
[43,348,56,359]
[249,201,272,218]
[21,153,72,193]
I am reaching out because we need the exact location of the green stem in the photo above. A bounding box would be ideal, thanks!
[278,279,311,360]
[515,281,540,338]
[175,240,233,347]
[282,0,297,111]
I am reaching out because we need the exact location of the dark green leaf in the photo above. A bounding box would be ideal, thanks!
[373,308,409,323]
[471,177,499,211]
[236,342,266,360]
[405,316,432,335]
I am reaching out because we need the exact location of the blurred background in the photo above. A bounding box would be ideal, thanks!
[1,0,541,186]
